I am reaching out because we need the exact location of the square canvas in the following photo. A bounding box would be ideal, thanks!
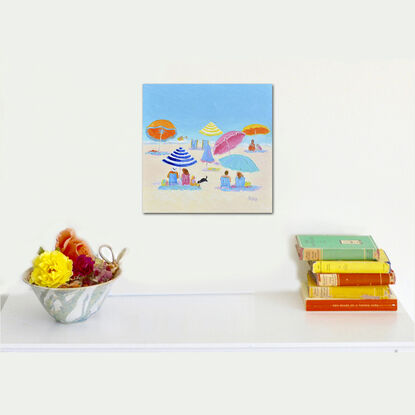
[142,84,273,213]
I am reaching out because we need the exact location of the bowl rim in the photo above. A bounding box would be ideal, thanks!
[22,267,121,291]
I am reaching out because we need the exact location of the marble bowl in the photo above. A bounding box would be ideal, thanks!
[22,268,121,324]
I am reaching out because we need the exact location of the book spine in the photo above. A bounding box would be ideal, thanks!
[315,271,396,286]
[305,298,398,311]
[298,247,320,261]
[312,261,390,274]
[308,284,391,299]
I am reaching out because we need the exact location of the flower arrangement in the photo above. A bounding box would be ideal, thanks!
[24,229,126,323]
[29,228,124,289]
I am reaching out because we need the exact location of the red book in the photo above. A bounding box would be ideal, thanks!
[313,270,396,286]
[302,285,398,311]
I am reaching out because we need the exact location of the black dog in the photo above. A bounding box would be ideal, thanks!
[197,176,208,184]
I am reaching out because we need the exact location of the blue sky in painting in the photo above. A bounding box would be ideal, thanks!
[142,84,273,144]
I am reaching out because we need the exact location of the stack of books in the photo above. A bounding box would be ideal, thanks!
[295,235,398,311]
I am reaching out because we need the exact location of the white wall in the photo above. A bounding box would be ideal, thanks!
[1,2,414,317]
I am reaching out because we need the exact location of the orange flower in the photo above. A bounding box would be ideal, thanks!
[56,228,93,262]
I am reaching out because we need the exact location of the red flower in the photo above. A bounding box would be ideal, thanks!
[72,255,95,277]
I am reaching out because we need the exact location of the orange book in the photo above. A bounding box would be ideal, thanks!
[313,270,396,286]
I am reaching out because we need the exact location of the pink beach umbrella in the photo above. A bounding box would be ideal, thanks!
[213,131,245,155]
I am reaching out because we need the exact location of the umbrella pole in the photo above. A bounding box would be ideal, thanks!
[158,129,162,154]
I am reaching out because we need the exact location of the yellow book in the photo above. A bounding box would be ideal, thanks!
[377,249,389,263]
[307,272,391,299]
[310,249,391,274]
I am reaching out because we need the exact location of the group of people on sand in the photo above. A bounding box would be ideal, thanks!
[248,139,262,152]
[220,170,246,188]
[166,167,198,186]
[164,165,252,189]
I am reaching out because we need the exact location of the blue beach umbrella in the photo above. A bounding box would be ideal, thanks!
[219,154,259,172]
[162,147,197,168]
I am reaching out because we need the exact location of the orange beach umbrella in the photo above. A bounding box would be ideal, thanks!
[242,124,270,137]
[242,124,270,151]
[146,119,177,153]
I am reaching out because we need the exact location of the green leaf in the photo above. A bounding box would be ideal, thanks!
[37,247,45,255]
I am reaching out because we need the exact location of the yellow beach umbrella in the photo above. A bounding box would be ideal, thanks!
[199,122,223,137]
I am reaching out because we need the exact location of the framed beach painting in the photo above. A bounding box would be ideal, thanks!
[142,84,273,213]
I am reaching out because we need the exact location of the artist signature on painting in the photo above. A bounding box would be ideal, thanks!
[248,196,258,202]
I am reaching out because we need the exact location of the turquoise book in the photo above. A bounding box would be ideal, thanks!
[295,235,379,261]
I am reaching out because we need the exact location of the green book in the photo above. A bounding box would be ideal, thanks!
[295,235,379,261]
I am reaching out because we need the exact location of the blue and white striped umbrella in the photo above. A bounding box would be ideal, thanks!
[162,147,197,167]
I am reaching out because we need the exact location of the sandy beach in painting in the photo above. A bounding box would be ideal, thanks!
[142,142,273,213]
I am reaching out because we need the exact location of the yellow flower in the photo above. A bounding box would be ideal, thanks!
[30,250,73,288]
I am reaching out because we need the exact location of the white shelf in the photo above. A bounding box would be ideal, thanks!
[1,290,414,352]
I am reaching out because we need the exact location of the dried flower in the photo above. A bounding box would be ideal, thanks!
[92,259,114,284]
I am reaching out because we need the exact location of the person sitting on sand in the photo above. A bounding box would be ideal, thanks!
[190,175,197,186]
[167,167,179,186]
[181,168,190,185]
[256,143,262,151]
[220,170,231,187]
[235,172,245,188]
[248,139,256,152]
